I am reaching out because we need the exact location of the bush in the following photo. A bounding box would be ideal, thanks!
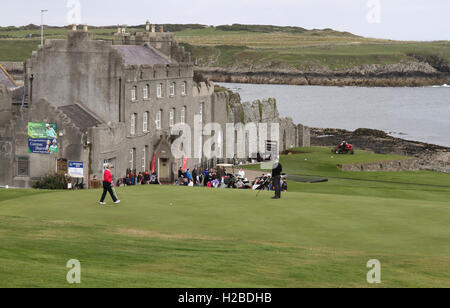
[33,173,70,190]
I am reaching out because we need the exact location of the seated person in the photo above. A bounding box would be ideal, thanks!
[282,179,288,192]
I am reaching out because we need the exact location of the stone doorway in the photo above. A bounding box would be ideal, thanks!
[159,158,170,182]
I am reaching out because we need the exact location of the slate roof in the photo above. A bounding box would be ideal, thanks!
[112,45,175,66]
[59,104,103,133]
[0,64,17,89]
[11,86,25,105]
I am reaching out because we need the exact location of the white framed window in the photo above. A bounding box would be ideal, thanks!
[130,113,136,135]
[143,85,149,100]
[157,83,163,98]
[169,108,175,128]
[199,103,203,124]
[142,147,147,171]
[129,149,134,170]
[181,82,187,95]
[170,82,176,96]
[180,106,186,124]
[131,86,137,102]
[156,110,162,129]
[143,112,148,132]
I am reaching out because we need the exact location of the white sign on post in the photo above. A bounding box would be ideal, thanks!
[68,161,84,178]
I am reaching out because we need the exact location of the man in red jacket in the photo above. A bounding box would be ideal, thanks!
[100,164,120,205]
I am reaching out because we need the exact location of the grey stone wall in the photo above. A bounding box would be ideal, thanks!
[1,98,89,188]
[339,159,420,172]
[25,31,124,123]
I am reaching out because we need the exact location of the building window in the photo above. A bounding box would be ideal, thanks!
[131,113,136,135]
[142,147,147,171]
[180,106,186,124]
[131,86,137,102]
[129,148,136,171]
[169,108,175,128]
[181,82,187,95]
[199,103,203,124]
[157,83,163,98]
[156,110,162,129]
[143,85,149,100]
[143,112,149,132]
[170,82,176,96]
[16,156,29,176]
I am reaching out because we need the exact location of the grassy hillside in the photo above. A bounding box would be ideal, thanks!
[1,147,449,287]
[0,24,449,71]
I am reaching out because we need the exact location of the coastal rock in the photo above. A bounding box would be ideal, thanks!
[311,127,450,173]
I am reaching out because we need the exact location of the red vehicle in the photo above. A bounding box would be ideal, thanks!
[332,143,355,155]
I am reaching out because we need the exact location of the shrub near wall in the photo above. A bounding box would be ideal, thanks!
[33,173,70,190]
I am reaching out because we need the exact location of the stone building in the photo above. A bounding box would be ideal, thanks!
[0,23,308,188]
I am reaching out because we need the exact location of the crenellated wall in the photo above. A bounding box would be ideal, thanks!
[113,30,191,63]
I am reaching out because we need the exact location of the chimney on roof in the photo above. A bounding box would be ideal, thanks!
[151,25,156,33]
[146,20,151,32]
[83,24,88,32]
[72,24,77,31]
[117,27,121,34]
[159,26,164,33]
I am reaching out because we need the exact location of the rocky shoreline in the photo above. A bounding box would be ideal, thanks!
[310,127,450,173]
[197,62,450,87]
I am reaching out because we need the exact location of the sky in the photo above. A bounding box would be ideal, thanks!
[1,0,449,41]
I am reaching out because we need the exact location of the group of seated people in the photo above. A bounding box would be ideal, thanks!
[116,170,160,187]
[176,167,214,187]
[177,167,235,188]
[176,167,287,191]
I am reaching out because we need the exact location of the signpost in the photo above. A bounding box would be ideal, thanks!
[68,162,84,178]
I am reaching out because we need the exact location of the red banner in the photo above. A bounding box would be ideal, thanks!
[151,154,156,173]
[183,157,188,170]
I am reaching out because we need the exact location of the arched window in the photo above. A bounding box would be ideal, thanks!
[143,112,149,132]
[180,106,186,124]
[143,84,149,100]
[181,81,187,95]
[131,86,137,102]
[156,110,162,129]
[169,108,175,128]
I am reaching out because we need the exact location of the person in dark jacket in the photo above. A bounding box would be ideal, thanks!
[271,160,283,199]
[100,164,120,205]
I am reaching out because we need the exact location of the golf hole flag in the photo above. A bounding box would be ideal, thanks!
[28,122,58,154]
[68,162,84,178]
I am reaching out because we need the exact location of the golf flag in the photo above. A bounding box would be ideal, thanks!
[151,154,156,173]
[183,157,188,170]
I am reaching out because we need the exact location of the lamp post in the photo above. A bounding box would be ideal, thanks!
[40,9,48,46]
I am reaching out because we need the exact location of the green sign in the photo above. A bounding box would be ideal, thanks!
[28,122,58,154]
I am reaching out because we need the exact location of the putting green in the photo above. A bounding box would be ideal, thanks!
[0,148,449,287]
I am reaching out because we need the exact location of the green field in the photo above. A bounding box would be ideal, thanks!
[1,25,449,70]
[1,147,450,288]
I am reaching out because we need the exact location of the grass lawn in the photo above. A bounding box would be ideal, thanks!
[1,148,450,287]
[1,26,448,70]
